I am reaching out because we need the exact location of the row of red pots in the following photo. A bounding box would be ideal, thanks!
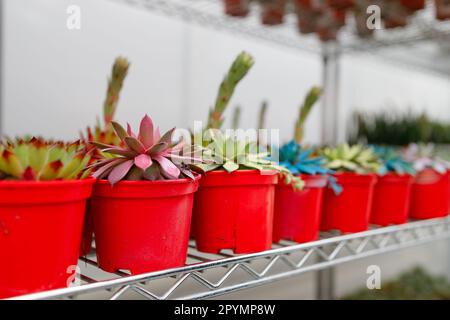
[274,169,450,244]
[1,168,449,298]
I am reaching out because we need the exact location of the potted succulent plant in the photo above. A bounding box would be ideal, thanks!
[89,115,203,274]
[295,1,320,34]
[191,130,302,254]
[321,144,381,233]
[272,87,340,243]
[435,0,450,20]
[370,146,415,226]
[328,0,354,9]
[79,56,130,256]
[224,0,250,17]
[261,0,286,25]
[190,52,301,253]
[0,138,94,298]
[403,143,450,219]
[401,0,425,11]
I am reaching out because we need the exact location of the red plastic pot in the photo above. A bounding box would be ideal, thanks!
[370,173,413,226]
[261,0,286,26]
[409,169,449,219]
[401,0,425,11]
[273,174,327,243]
[91,176,200,275]
[435,0,450,20]
[448,170,450,212]
[224,0,249,17]
[192,170,278,254]
[321,173,377,233]
[327,0,354,9]
[0,178,95,299]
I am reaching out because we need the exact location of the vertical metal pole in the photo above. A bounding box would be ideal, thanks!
[320,43,341,146]
[317,43,341,300]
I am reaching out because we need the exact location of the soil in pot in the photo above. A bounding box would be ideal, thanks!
[91,176,200,275]
[370,173,414,226]
[409,169,449,219]
[321,173,377,233]
[0,178,95,299]
[273,174,327,243]
[192,170,278,254]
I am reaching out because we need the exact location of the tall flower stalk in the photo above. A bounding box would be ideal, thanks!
[206,52,254,129]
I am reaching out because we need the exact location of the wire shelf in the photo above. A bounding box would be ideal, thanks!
[10,217,450,300]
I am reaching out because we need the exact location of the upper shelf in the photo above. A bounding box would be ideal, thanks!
[111,0,450,76]
[115,0,450,54]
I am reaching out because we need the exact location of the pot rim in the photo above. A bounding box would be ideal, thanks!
[205,169,278,176]
[95,173,201,186]
[0,177,96,188]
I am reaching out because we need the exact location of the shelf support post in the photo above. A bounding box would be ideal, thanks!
[320,43,341,145]
[317,42,341,300]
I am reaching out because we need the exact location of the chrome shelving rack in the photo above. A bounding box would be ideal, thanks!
[12,217,450,300]
[3,0,450,300]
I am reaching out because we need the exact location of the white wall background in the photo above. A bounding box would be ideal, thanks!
[2,0,450,299]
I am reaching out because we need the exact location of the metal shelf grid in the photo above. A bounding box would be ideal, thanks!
[12,217,450,300]
[113,0,450,53]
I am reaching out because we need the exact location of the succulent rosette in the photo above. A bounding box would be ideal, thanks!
[90,115,203,185]
[402,143,450,174]
[321,144,382,174]
[274,140,342,194]
[0,137,91,181]
[372,146,415,175]
[191,129,304,190]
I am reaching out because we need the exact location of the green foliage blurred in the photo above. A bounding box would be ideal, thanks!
[350,111,450,146]
[344,267,450,300]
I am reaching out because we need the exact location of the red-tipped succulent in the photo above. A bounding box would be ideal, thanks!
[90,115,202,185]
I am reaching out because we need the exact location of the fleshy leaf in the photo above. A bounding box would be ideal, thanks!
[153,155,180,179]
[108,159,134,185]
[134,154,153,170]
[138,114,154,148]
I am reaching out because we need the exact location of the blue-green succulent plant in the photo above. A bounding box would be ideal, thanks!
[372,146,415,175]
[274,140,342,194]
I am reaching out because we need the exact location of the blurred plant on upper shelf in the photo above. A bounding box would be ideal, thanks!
[350,109,450,146]
[191,129,304,190]
[0,137,91,181]
[321,144,382,174]
[90,115,205,186]
[80,56,130,148]
[372,146,415,175]
[402,143,450,174]
[344,267,450,300]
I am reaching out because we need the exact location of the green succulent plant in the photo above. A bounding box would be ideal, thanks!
[0,138,91,181]
[321,144,382,174]
[206,52,254,129]
[294,86,322,144]
[191,129,304,189]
